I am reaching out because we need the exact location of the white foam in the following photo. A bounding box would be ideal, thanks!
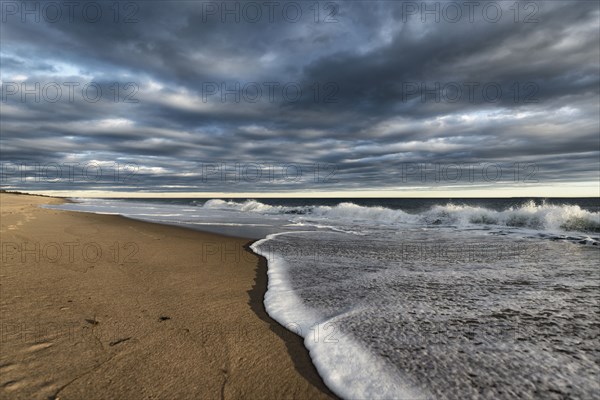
[251,232,429,400]
[426,200,600,232]
[202,199,600,234]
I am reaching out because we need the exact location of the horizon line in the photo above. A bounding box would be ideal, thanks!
[8,186,600,199]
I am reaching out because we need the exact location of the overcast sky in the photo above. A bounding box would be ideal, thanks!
[1,1,598,196]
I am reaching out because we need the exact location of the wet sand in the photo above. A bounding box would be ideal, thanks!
[0,193,335,399]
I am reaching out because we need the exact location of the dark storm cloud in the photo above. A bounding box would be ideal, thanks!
[1,0,598,193]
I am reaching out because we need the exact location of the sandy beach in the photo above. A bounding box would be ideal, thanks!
[0,193,335,399]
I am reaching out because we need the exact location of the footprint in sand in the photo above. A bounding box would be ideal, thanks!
[0,364,26,392]
[0,363,59,398]
[128,226,165,241]
[1,379,26,392]
[0,363,18,374]
[64,224,100,235]
[5,214,36,231]
[25,342,53,353]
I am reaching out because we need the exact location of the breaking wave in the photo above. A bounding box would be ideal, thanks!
[202,199,600,233]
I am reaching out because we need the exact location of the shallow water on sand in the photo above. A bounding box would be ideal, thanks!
[254,229,599,399]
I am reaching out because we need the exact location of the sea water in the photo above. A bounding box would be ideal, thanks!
[48,198,600,399]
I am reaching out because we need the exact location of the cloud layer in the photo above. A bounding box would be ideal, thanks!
[1,1,599,194]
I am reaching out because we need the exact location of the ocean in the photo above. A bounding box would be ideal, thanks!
[48,198,600,399]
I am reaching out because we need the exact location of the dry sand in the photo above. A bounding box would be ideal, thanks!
[0,193,336,399]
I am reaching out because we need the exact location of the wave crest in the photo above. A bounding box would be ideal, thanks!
[201,199,600,233]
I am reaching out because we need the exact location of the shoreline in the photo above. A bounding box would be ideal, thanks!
[0,193,336,399]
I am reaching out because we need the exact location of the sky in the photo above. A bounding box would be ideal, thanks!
[1,0,599,197]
